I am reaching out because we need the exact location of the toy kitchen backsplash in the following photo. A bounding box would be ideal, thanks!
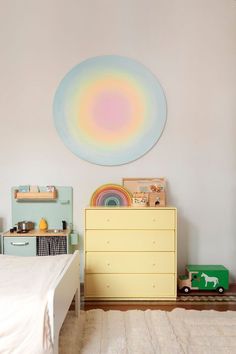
[11,186,73,231]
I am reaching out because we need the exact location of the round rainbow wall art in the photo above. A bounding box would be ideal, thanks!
[53,55,167,165]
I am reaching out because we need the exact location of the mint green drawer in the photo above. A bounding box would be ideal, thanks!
[4,237,36,256]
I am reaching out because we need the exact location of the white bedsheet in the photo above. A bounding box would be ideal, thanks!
[0,254,71,354]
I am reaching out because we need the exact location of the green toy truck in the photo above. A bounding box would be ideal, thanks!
[178,265,229,294]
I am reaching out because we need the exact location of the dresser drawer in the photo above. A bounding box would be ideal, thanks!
[85,209,176,229]
[85,274,176,298]
[86,230,175,251]
[4,237,36,256]
[86,252,175,273]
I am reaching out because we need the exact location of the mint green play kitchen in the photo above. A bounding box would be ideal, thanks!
[1,186,78,256]
[178,265,229,294]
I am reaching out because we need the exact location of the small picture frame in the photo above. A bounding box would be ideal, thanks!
[131,192,148,207]
[123,178,166,207]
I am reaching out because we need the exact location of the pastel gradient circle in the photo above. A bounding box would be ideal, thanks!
[53,55,167,165]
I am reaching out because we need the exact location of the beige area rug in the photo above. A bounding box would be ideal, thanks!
[59,308,236,354]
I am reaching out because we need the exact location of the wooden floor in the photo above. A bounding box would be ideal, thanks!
[81,283,236,312]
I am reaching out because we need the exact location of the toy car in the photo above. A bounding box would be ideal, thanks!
[178,264,229,294]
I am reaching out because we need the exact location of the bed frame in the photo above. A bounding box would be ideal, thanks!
[47,250,80,354]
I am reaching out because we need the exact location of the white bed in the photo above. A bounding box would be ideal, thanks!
[0,250,80,354]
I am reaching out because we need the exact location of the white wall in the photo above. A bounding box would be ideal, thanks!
[0,0,236,280]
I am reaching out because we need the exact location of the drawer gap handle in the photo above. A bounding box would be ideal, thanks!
[11,242,29,246]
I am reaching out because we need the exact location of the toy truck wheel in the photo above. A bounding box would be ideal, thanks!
[217,287,225,294]
[181,286,191,294]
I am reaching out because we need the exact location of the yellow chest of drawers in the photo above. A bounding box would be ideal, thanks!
[84,207,177,300]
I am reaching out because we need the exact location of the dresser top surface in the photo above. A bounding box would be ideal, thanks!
[85,207,176,210]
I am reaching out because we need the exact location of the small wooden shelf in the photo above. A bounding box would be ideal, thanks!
[15,190,57,200]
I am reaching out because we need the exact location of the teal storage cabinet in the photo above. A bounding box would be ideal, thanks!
[4,237,36,256]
